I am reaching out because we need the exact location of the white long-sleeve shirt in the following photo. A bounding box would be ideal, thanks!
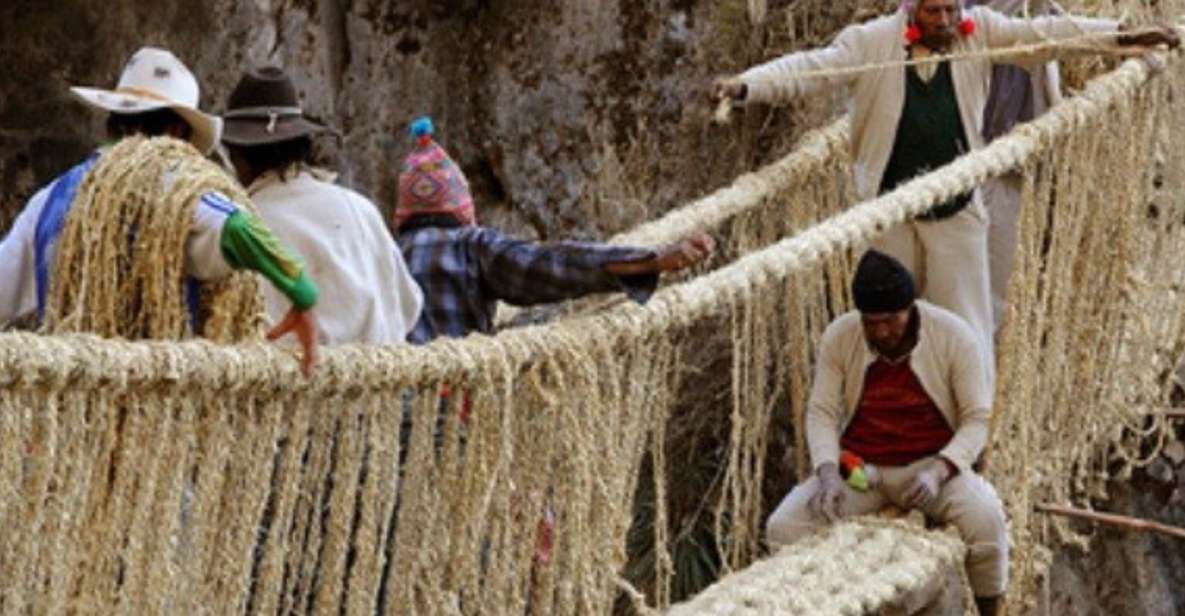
[247,168,423,345]
[0,185,49,323]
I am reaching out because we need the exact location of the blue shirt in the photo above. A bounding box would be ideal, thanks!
[0,150,317,330]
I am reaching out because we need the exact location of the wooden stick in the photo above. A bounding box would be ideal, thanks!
[1163,411,1185,420]
[1036,503,1185,541]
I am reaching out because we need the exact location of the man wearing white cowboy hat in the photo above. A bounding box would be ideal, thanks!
[221,66,423,345]
[0,46,321,374]
[69,46,223,156]
[711,1,1178,385]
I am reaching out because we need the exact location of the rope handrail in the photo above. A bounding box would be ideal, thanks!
[0,54,1160,389]
[738,26,1151,86]
[609,117,850,247]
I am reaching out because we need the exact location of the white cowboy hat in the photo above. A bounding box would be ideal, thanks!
[70,47,222,155]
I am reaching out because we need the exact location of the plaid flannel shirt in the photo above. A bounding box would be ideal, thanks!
[398,217,659,344]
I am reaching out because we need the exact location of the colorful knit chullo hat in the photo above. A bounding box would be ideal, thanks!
[394,116,476,228]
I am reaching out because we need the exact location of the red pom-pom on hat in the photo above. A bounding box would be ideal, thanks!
[958,18,976,36]
[905,24,923,44]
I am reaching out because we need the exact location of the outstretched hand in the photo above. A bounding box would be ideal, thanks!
[655,232,716,273]
[267,308,319,378]
[1118,24,1181,50]
[604,232,715,277]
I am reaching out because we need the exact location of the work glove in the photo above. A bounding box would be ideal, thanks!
[903,457,953,510]
[809,462,847,523]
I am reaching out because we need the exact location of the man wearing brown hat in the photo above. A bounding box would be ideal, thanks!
[221,67,423,345]
[0,47,320,374]
[764,250,1006,615]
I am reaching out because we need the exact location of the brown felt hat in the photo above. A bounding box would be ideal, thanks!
[221,66,328,146]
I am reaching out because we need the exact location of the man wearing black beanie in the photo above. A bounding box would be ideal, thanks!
[766,250,1008,615]
[851,250,919,359]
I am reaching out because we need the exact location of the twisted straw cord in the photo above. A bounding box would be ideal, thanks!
[610,118,850,247]
[740,27,1163,87]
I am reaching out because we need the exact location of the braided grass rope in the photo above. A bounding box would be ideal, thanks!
[0,51,1183,616]
[43,136,265,343]
[495,117,853,326]
[667,519,967,616]
[611,118,851,248]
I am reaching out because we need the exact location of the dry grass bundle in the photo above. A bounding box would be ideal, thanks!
[42,136,263,343]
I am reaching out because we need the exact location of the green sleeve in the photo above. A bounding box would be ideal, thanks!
[219,211,319,311]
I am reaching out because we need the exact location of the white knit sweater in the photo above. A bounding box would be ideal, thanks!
[740,7,1116,203]
[804,301,993,474]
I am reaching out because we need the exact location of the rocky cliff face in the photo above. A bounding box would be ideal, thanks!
[1,0,864,240]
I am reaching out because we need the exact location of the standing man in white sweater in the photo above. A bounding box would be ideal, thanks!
[713,0,1177,371]
[221,67,423,345]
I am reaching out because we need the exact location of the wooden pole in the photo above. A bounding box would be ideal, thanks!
[1036,503,1185,541]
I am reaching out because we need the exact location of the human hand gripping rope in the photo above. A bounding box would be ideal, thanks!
[266,308,319,377]
[709,22,1182,124]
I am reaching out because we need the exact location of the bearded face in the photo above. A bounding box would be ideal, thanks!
[911,0,962,50]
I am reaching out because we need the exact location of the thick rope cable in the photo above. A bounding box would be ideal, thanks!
[42,136,265,343]
[738,28,1156,86]
[611,118,850,247]
[667,519,967,616]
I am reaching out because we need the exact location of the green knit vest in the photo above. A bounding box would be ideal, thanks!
[879,61,973,221]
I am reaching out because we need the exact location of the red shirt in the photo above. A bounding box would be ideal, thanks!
[840,358,954,466]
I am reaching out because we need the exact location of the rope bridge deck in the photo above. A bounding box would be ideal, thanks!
[667,519,966,616]
[1,46,1184,616]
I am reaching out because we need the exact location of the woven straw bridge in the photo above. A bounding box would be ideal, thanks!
[2,51,1184,615]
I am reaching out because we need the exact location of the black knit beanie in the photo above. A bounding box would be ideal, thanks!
[852,249,916,313]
